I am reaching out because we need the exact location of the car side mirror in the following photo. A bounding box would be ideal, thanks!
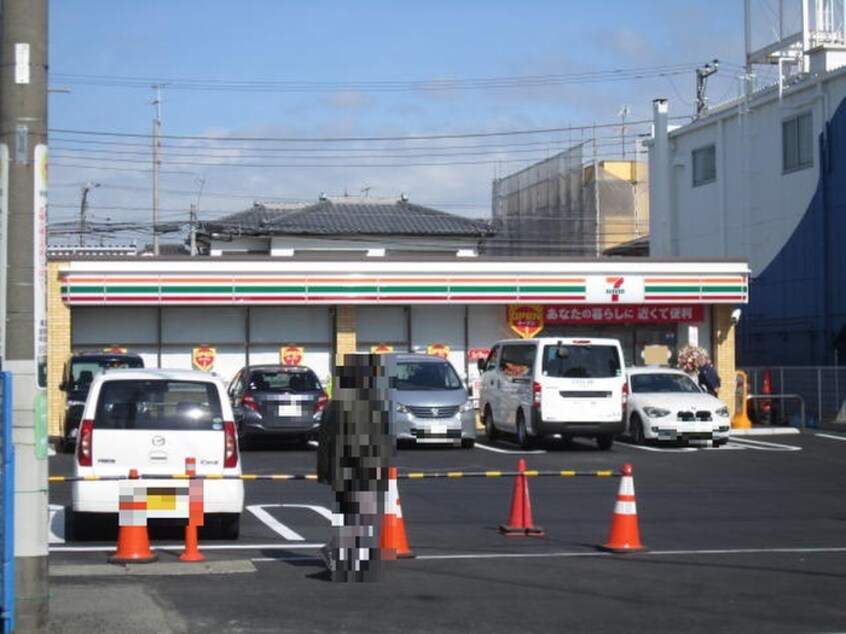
[476,359,487,373]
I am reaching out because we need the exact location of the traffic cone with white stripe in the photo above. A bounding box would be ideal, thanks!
[380,467,415,559]
[598,463,645,553]
[499,458,544,536]
[110,469,157,564]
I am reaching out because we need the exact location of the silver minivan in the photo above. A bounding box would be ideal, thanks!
[478,337,627,450]
[382,353,477,448]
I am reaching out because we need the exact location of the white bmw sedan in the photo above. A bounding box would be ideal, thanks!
[625,366,731,446]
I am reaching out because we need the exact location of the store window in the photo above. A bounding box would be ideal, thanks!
[782,112,813,173]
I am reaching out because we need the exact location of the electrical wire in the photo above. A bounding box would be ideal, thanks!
[51,63,705,93]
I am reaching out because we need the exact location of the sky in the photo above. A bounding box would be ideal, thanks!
[47,0,764,248]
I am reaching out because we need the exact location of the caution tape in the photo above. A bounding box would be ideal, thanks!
[48,469,619,483]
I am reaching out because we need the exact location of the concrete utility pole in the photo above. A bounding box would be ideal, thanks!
[695,60,719,118]
[0,1,50,631]
[189,203,197,255]
[152,85,162,256]
[78,181,99,247]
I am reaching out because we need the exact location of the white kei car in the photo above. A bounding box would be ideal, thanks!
[68,368,244,540]
[624,366,731,446]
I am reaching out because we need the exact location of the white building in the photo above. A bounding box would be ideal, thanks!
[648,0,846,366]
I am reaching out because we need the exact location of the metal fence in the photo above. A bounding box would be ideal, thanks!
[742,366,846,426]
[1,372,14,634]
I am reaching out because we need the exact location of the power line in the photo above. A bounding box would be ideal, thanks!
[50,63,706,93]
[49,117,668,143]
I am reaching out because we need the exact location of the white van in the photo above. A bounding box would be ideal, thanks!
[477,337,627,450]
[68,368,245,540]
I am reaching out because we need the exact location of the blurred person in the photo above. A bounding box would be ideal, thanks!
[698,358,721,397]
[316,354,393,582]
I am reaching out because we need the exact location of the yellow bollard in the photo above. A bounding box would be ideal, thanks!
[731,370,752,429]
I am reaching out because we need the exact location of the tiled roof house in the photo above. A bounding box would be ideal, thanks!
[196,195,495,257]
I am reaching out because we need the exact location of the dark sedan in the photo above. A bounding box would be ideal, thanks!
[227,365,328,447]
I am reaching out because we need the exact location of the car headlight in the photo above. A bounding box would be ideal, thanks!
[643,406,671,418]
[715,406,729,418]
[396,403,409,414]
[459,400,474,413]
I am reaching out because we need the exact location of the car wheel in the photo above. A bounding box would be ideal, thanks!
[483,406,499,441]
[218,514,240,541]
[461,438,475,449]
[714,439,728,447]
[63,506,76,541]
[237,428,251,451]
[596,433,614,451]
[60,425,78,454]
[560,434,574,449]
[66,508,104,542]
[630,415,646,445]
[516,411,534,449]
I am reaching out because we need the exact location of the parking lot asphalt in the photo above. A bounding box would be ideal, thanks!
[45,425,846,633]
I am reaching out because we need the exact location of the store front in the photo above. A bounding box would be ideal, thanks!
[47,257,748,442]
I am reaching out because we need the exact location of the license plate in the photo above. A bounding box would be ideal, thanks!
[429,423,447,435]
[278,403,301,416]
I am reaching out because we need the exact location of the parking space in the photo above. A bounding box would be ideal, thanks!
[45,427,846,632]
[48,427,844,554]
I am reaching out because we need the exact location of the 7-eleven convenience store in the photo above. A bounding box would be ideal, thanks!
[47,256,749,442]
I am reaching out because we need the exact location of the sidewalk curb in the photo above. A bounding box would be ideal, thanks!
[50,559,256,577]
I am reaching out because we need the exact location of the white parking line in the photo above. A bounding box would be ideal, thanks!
[246,504,305,541]
[48,504,66,543]
[620,442,698,453]
[50,542,327,553]
[416,545,846,561]
[703,443,744,450]
[281,503,335,522]
[474,442,546,455]
[815,433,846,442]
[727,437,802,451]
[49,543,846,558]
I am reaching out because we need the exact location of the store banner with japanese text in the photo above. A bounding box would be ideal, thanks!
[544,304,704,324]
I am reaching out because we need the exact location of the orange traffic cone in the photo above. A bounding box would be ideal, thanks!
[598,463,645,553]
[180,458,205,562]
[110,469,157,564]
[109,525,157,564]
[499,458,544,536]
[180,524,204,562]
[380,467,415,559]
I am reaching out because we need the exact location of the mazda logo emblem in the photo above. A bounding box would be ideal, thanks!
[152,436,165,447]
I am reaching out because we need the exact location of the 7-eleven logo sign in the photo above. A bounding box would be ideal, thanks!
[606,276,625,302]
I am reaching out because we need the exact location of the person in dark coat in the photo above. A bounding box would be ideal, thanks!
[316,353,393,581]
[698,358,721,397]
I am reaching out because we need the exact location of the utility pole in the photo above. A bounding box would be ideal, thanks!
[0,1,50,631]
[695,60,719,118]
[189,203,197,256]
[619,106,629,160]
[152,85,162,256]
[78,181,99,247]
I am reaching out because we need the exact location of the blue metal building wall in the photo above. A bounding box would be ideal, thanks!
[1,372,14,633]
[738,97,846,366]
